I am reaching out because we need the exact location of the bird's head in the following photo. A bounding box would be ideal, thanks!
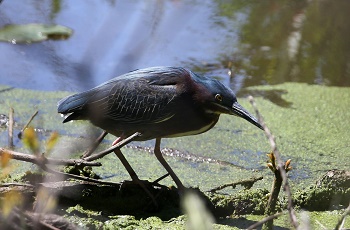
[192,73,263,130]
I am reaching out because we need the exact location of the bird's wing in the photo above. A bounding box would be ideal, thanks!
[90,77,178,125]
[58,67,189,124]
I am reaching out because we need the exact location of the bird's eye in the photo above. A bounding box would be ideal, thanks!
[215,94,223,102]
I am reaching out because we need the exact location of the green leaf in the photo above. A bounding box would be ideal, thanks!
[45,131,59,154]
[22,127,40,154]
[0,23,73,44]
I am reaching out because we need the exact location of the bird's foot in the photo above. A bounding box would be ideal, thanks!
[119,179,154,189]
[120,178,159,209]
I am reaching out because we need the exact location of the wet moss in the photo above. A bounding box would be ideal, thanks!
[63,166,100,179]
[65,208,187,229]
[293,170,350,210]
[208,188,270,216]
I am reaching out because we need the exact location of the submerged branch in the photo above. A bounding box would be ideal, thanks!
[18,110,38,139]
[208,176,263,193]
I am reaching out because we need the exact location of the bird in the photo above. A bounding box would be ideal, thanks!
[57,66,263,192]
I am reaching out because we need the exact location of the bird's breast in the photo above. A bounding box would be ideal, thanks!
[163,117,218,138]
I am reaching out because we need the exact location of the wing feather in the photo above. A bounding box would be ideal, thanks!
[58,66,189,124]
[89,78,178,125]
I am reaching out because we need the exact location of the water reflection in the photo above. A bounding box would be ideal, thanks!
[214,0,350,87]
[0,0,349,92]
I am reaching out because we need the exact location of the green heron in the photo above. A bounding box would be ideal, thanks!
[58,66,263,191]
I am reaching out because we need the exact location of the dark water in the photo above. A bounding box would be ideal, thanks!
[0,0,349,92]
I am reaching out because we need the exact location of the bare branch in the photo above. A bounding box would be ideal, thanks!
[13,208,62,230]
[0,148,102,167]
[0,183,34,188]
[248,96,299,229]
[8,107,14,149]
[208,176,263,193]
[83,132,141,162]
[247,211,285,230]
[0,149,121,186]
[17,110,38,139]
[335,202,350,230]
[152,173,170,184]
[81,131,108,158]
[39,163,122,186]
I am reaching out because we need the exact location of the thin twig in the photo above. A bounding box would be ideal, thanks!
[208,176,263,193]
[18,110,38,139]
[39,162,122,187]
[335,202,350,230]
[8,107,14,149]
[315,220,327,230]
[153,173,170,184]
[83,132,141,162]
[247,211,285,230]
[12,208,61,230]
[0,148,102,166]
[81,131,108,158]
[0,148,121,186]
[0,86,14,93]
[0,183,34,188]
[248,96,299,229]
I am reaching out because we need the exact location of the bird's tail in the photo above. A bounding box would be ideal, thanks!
[57,91,92,123]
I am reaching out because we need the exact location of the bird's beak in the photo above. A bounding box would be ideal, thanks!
[231,102,264,130]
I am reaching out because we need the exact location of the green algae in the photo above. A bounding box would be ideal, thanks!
[1,82,350,229]
[1,82,349,191]
[244,83,350,187]
[65,206,187,229]
[243,210,350,230]
[208,188,271,217]
[64,207,350,229]
[293,170,350,210]
[63,165,101,180]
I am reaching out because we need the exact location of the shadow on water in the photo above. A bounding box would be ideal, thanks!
[239,89,293,108]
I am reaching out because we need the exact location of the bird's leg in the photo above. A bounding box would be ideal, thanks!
[154,138,185,192]
[112,135,141,181]
[113,148,140,183]
[112,138,157,206]
[112,135,124,145]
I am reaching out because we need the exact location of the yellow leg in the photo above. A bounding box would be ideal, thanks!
[114,148,157,206]
[154,138,185,192]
